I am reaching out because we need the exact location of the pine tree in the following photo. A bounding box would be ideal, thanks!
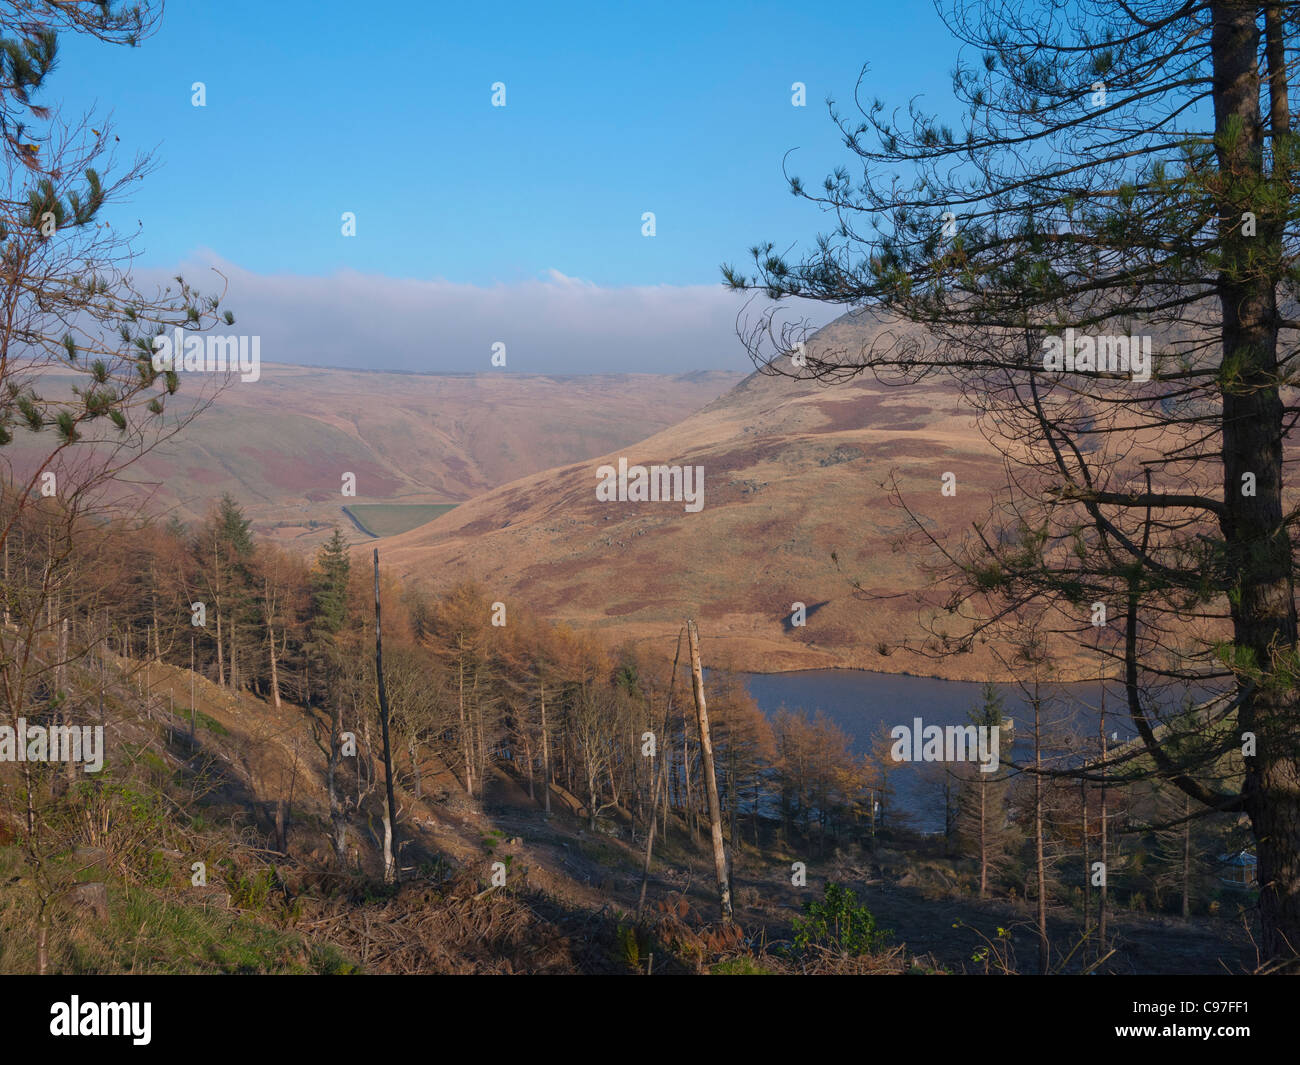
[308,526,352,860]
[726,0,1300,968]
[217,493,254,557]
[957,682,1014,898]
[194,495,255,689]
[310,527,352,640]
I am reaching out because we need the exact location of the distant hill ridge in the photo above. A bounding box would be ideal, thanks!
[6,364,743,548]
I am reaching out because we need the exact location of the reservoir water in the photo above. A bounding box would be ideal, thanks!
[742,669,1145,832]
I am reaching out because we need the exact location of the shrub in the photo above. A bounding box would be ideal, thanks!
[792,882,892,956]
[615,923,641,969]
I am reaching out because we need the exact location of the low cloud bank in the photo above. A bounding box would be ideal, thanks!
[137,257,835,375]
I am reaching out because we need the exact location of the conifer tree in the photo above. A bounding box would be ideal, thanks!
[728,0,1300,968]
[957,682,1014,898]
[308,526,352,860]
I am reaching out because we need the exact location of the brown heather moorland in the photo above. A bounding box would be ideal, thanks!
[7,365,742,546]
[376,319,1027,680]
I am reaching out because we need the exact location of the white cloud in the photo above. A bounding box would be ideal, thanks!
[135,254,835,374]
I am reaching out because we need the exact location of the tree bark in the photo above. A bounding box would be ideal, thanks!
[686,620,732,923]
[458,658,473,796]
[267,624,281,710]
[540,680,551,814]
[215,601,225,688]
[1032,683,1049,974]
[328,699,346,861]
[1081,779,1090,934]
[1210,0,1300,969]
[372,550,398,883]
[1099,702,1108,959]
[638,630,682,921]
[979,776,989,900]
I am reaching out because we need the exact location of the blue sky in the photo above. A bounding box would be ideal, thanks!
[54,1,958,371]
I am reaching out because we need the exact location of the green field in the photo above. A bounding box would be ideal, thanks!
[342,503,457,538]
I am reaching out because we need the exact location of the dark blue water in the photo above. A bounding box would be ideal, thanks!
[742,669,1148,832]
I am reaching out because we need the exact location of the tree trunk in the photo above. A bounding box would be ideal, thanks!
[686,620,732,923]
[328,700,346,861]
[36,906,49,976]
[230,616,239,692]
[524,729,535,800]
[663,760,671,841]
[683,708,695,843]
[637,741,668,922]
[1033,686,1048,974]
[381,810,394,883]
[215,603,225,688]
[267,624,281,709]
[979,776,989,900]
[372,550,398,883]
[540,681,551,814]
[1210,0,1300,969]
[1081,780,1090,934]
[60,616,76,789]
[458,659,473,796]
[638,631,682,920]
[476,699,487,801]
[1099,709,1108,959]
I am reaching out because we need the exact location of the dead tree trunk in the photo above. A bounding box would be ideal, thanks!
[373,550,399,883]
[686,619,732,924]
[458,659,473,796]
[215,600,225,688]
[328,697,347,861]
[523,729,535,801]
[1032,682,1048,974]
[1081,778,1090,936]
[1099,700,1109,959]
[540,680,551,815]
[979,775,989,900]
[267,616,282,710]
[682,704,695,842]
[637,629,683,922]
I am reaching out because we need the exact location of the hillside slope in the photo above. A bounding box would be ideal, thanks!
[376,317,1013,678]
[8,366,742,547]
[1,655,1251,974]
